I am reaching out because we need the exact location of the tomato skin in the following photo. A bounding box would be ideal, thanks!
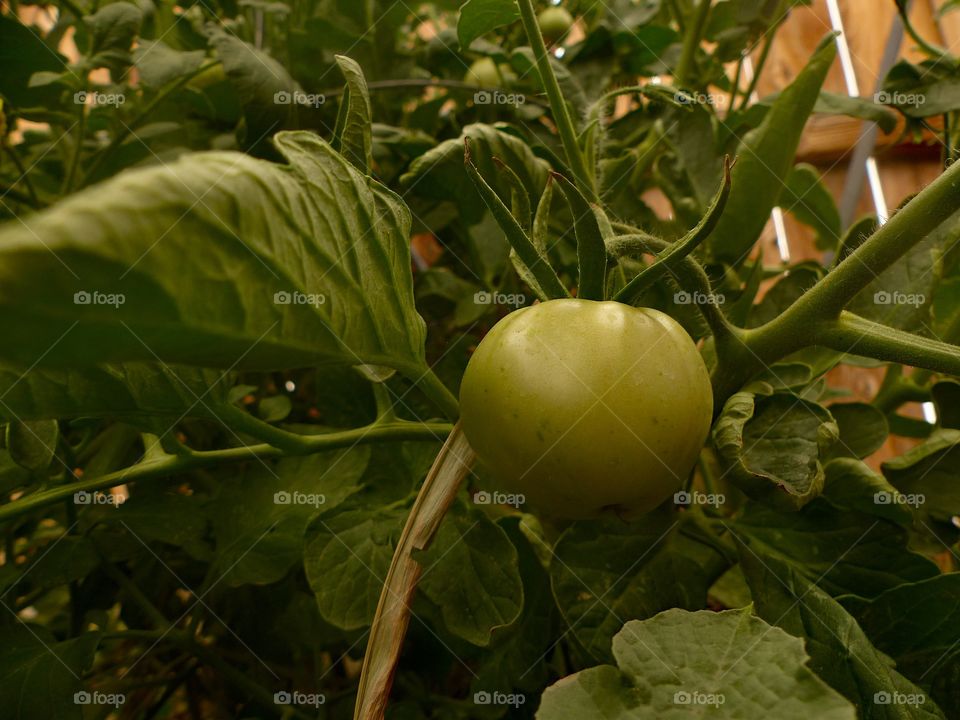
[464,58,515,87]
[460,300,713,519]
[537,6,574,42]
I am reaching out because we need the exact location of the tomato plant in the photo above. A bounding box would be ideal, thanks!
[1,0,960,718]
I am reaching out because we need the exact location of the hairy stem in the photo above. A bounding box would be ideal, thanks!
[515,0,596,200]
[0,421,453,523]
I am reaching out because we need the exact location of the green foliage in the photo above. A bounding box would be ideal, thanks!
[1,0,960,717]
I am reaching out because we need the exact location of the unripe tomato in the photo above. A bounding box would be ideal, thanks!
[537,6,574,43]
[460,300,713,519]
[464,58,515,87]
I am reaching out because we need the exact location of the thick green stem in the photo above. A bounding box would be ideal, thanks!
[818,312,960,377]
[675,0,712,86]
[0,421,452,523]
[515,0,596,200]
[411,367,460,420]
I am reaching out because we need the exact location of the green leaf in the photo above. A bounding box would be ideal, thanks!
[0,132,428,377]
[0,364,232,421]
[209,30,299,149]
[0,627,99,720]
[740,550,945,719]
[258,394,292,422]
[713,391,838,510]
[333,55,373,173]
[84,2,143,74]
[304,494,408,629]
[6,419,59,472]
[510,175,555,301]
[783,164,842,250]
[416,501,523,646]
[731,501,939,598]
[550,516,728,662]
[133,40,206,89]
[932,380,960,429]
[209,448,370,587]
[881,429,960,520]
[847,574,960,712]
[109,490,212,560]
[0,16,68,108]
[458,0,519,50]
[537,608,854,719]
[815,92,899,133]
[551,172,609,300]
[400,123,550,225]
[826,402,889,459]
[8,537,100,594]
[822,458,913,526]
[711,35,837,264]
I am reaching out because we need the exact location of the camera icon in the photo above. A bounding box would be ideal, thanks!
[74,290,91,305]
[673,690,692,704]
[875,91,891,104]
[274,91,292,105]
[73,91,88,104]
[274,491,292,505]
[474,291,492,304]
[673,291,691,305]
[274,291,292,305]
[673,491,691,505]
[674,91,693,105]
[74,491,92,505]
[874,691,892,705]
[874,491,892,505]
[274,691,292,704]
[874,291,892,304]
[473,490,491,505]
[74,691,92,704]
[474,91,492,105]
[473,691,492,704]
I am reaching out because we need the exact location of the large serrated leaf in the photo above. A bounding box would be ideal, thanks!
[457,0,519,50]
[0,131,427,377]
[537,608,854,719]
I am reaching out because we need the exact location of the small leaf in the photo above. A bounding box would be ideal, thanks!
[550,172,609,301]
[822,458,913,526]
[6,419,59,472]
[713,390,838,510]
[133,40,205,89]
[333,55,373,173]
[826,402,889,459]
[258,394,292,422]
[416,501,523,646]
[537,608,854,719]
[881,429,960,520]
[458,0,519,50]
[84,2,143,74]
[784,164,842,250]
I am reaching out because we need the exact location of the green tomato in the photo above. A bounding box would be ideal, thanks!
[460,299,713,519]
[537,6,573,43]
[464,58,516,87]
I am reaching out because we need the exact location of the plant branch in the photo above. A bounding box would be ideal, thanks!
[3,143,41,207]
[0,421,453,523]
[515,0,596,200]
[676,0,712,86]
[817,312,960,378]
